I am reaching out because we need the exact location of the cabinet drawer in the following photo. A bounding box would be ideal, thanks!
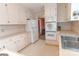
[46,32,57,40]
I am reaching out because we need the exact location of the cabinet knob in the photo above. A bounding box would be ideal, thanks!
[5,4,7,6]
[8,21,10,23]
[14,41,16,43]
[3,45,5,49]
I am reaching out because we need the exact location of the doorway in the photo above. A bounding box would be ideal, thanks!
[38,18,45,40]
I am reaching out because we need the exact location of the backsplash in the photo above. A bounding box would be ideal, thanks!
[0,25,26,38]
[72,21,79,33]
[57,22,72,31]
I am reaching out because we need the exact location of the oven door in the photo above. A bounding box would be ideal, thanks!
[45,22,57,31]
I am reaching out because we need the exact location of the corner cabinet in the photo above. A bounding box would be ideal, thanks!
[0,3,26,24]
[57,3,69,22]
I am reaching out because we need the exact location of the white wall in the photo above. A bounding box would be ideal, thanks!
[58,22,72,31]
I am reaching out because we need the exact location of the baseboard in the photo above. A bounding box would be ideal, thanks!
[18,40,39,52]
[18,43,31,52]
[31,39,39,44]
[45,40,59,46]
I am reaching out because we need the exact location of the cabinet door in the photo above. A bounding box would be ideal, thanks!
[15,34,26,51]
[57,3,68,22]
[45,4,57,17]
[0,4,8,24]
[5,38,17,52]
[7,4,19,24]
[18,6,26,24]
[0,40,5,50]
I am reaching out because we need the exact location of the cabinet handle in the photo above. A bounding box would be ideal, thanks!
[14,41,16,43]
[5,4,7,6]
[8,21,10,23]
[3,45,5,49]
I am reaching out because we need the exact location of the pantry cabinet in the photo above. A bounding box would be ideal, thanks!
[15,34,26,51]
[45,4,58,45]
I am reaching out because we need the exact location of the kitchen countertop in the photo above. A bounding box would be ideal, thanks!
[58,30,79,37]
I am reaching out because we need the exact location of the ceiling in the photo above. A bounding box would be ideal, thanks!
[20,3,44,13]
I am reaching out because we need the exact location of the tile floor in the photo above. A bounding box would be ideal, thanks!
[18,40,59,56]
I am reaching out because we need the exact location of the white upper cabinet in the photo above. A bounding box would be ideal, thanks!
[0,4,8,24]
[0,3,27,24]
[45,4,57,17]
[18,6,26,24]
[57,3,69,22]
[7,4,19,24]
[45,3,57,21]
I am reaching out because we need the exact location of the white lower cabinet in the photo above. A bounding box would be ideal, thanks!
[0,33,27,52]
[0,40,5,50]
[5,38,17,52]
[26,32,31,45]
[15,34,26,51]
